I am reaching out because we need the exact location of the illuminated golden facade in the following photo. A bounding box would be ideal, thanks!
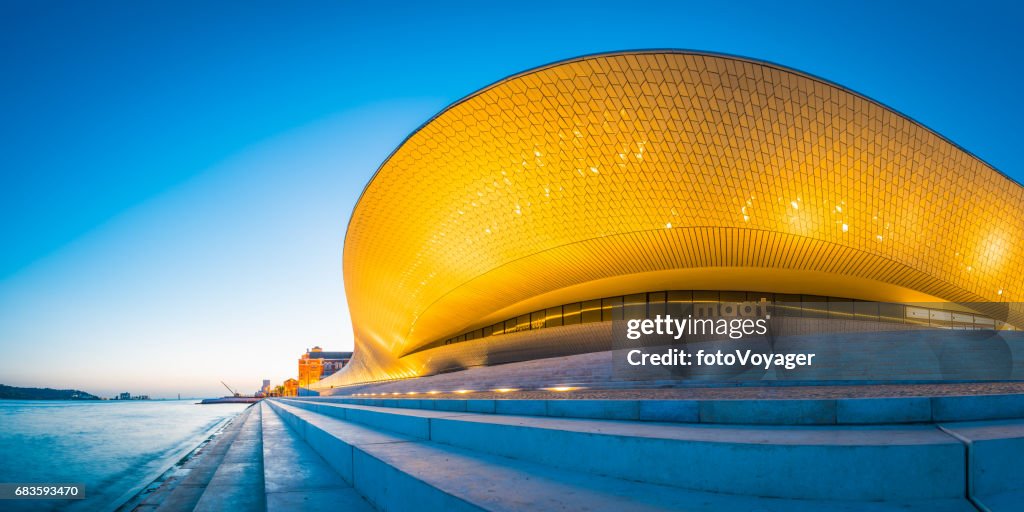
[315,50,1024,389]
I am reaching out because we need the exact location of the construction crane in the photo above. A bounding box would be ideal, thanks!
[220,381,241,397]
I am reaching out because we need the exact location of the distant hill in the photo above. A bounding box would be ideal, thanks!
[0,384,101,400]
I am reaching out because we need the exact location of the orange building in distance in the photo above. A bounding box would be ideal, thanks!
[283,378,299,397]
[298,347,352,393]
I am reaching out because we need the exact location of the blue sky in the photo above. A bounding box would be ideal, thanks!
[1,1,1021,397]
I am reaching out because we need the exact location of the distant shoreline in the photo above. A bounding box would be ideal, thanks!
[0,397,202,402]
[0,383,100,400]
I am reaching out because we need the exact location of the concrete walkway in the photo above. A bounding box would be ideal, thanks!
[192,403,265,512]
[133,402,372,512]
[261,402,372,511]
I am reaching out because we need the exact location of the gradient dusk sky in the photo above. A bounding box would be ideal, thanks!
[1,1,1021,398]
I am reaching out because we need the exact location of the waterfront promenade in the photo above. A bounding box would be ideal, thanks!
[128,386,1024,511]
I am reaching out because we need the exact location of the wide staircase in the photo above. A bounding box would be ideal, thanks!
[150,394,1024,511]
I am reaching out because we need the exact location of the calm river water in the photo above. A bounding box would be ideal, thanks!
[0,399,248,511]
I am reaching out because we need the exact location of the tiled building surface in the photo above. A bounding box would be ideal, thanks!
[321,51,1024,388]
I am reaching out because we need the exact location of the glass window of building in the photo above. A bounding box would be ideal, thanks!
[602,296,623,322]
[563,302,581,325]
[802,295,829,319]
[545,306,563,328]
[623,293,646,320]
[581,299,602,323]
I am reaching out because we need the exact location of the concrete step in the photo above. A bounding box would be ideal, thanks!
[297,393,1024,425]
[278,398,966,502]
[259,402,374,511]
[267,399,975,510]
[940,418,1024,511]
[193,404,266,512]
